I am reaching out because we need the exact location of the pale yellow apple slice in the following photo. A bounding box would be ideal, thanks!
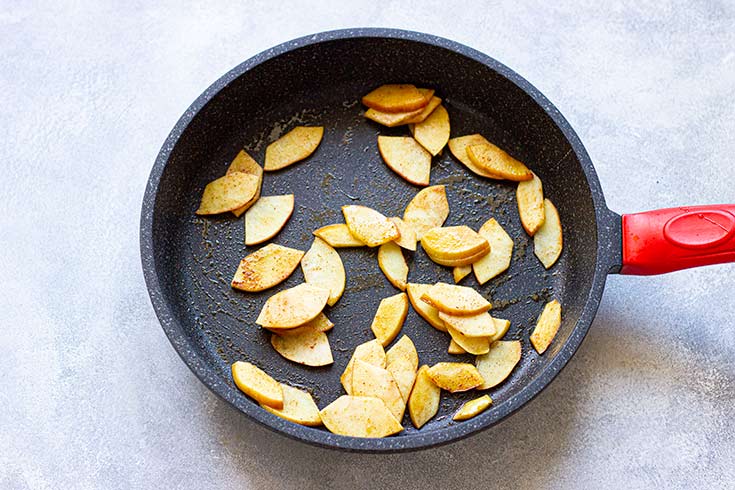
[351,359,405,421]
[406,283,447,332]
[402,185,449,239]
[255,283,329,329]
[364,106,425,127]
[466,143,533,181]
[362,84,430,112]
[530,300,562,354]
[341,339,387,394]
[388,217,417,251]
[227,150,263,217]
[313,223,366,247]
[244,194,295,246]
[231,244,304,292]
[377,136,431,186]
[476,340,522,389]
[517,172,545,235]
[271,327,333,367]
[370,292,409,346]
[445,324,490,355]
[196,172,259,215]
[420,282,491,316]
[439,311,496,337]
[231,361,283,409]
[385,335,419,371]
[264,126,323,171]
[421,225,490,267]
[301,237,345,306]
[447,134,503,178]
[490,318,511,342]
[320,395,403,438]
[403,96,442,124]
[473,218,514,284]
[426,362,484,393]
[453,265,472,283]
[408,365,441,429]
[261,384,322,426]
[342,205,400,247]
[453,395,492,421]
[534,199,563,269]
[377,242,408,291]
[413,105,450,156]
[266,313,333,336]
[448,339,466,355]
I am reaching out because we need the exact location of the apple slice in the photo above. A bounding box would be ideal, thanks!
[420,282,491,316]
[453,265,472,283]
[445,324,490,355]
[231,361,283,409]
[439,311,496,337]
[341,339,387,394]
[351,359,405,421]
[261,384,322,426]
[466,143,533,181]
[370,292,409,347]
[530,300,562,354]
[388,217,417,251]
[408,365,441,429]
[377,136,431,186]
[264,126,323,171]
[448,339,466,355]
[362,84,430,113]
[406,283,447,332]
[404,96,442,124]
[386,335,419,371]
[266,312,333,336]
[473,218,514,284]
[403,185,449,239]
[227,150,263,217]
[196,172,260,215]
[534,199,563,269]
[313,223,366,247]
[271,327,333,367]
[320,395,403,438]
[255,283,329,329]
[413,105,450,156]
[426,362,484,392]
[490,318,511,342]
[244,194,295,246]
[476,340,522,389]
[231,244,304,292]
[301,237,345,306]
[378,242,408,290]
[517,172,545,235]
[453,395,492,421]
[342,205,400,247]
[364,106,425,127]
[447,134,503,178]
[421,225,490,267]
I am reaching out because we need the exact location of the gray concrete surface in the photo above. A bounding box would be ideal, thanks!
[2,1,734,488]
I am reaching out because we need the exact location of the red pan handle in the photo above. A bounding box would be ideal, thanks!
[621,204,735,275]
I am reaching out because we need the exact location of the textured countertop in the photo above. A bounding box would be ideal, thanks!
[2,2,734,489]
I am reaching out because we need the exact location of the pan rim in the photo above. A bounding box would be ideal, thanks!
[140,27,612,453]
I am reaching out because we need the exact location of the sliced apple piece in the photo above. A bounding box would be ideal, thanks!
[453,265,472,283]
[490,318,511,342]
[476,340,522,389]
[255,283,329,329]
[320,395,403,438]
[231,244,304,292]
[227,150,263,217]
[530,300,562,354]
[385,335,419,371]
[313,223,366,247]
[420,282,491,316]
[362,84,429,113]
[342,205,400,247]
[364,106,425,127]
[408,365,441,429]
[244,194,295,246]
[473,218,514,284]
[448,339,467,355]
[402,185,449,239]
[445,324,490,355]
[301,237,345,306]
[534,199,563,269]
[447,134,502,178]
[271,326,333,367]
[466,143,533,181]
[453,395,492,421]
[413,105,450,156]
[426,362,484,393]
[404,96,442,124]
[377,242,408,291]
[231,361,283,409]
[196,172,259,215]
[517,172,545,235]
[351,359,405,421]
[341,339,387,394]
[267,313,333,336]
[377,136,431,186]
[389,217,417,251]
[264,126,323,171]
[370,292,409,347]
[439,311,496,337]
[406,283,447,332]
[261,384,322,426]
[421,226,490,267]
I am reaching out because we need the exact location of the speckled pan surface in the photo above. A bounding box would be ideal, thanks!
[140,28,621,452]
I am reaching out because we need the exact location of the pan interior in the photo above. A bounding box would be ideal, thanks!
[150,36,598,443]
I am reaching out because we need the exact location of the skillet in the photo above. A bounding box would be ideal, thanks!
[140,28,735,452]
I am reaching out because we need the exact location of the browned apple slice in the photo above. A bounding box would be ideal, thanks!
[447,134,503,178]
[420,282,491,316]
[439,311,497,337]
[261,384,322,426]
[476,340,522,389]
[473,218,514,284]
[244,194,295,246]
[377,136,431,186]
[389,217,417,251]
[402,185,449,239]
[342,205,400,247]
[426,362,484,392]
[445,325,490,355]
[351,359,405,421]
[231,361,283,409]
[421,226,490,267]
[313,223,366,247]
[231,243,304,292]
[370,292,409,346]
[517,172,545,235]
[406,283,447,332]
[362,84,430,113]
[453,265,472,283]
[255,283,329,329]
[408,365,440,429]
[377,242,408,290]
[320,395,403,438]
[448,339,466,355]
[530,300,562,354]
[403,96,442,124]
[413,105,450,156]
[453,395,492,421]
[270,327,333,367]
[196,172,259,215]
[340,339,387,394]
[466,143,533,181]
[264,126,323,171]
[227,150,263,217]
[533,199,563,269]
[301,237,345,306]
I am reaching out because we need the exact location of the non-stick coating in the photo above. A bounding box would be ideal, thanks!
[141,29,618,452]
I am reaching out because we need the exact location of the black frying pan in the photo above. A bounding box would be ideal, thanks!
[140,28,735,452]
